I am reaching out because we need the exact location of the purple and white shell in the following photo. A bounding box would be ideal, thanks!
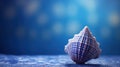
[64,26,101,64]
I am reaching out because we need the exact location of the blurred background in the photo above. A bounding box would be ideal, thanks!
[0,0,120,55]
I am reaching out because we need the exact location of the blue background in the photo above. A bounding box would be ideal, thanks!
[0,0,120,55]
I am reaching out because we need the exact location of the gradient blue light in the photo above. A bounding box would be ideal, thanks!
[0,0,120,55]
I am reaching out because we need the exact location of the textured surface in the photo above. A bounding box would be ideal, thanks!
[0,54,120,67]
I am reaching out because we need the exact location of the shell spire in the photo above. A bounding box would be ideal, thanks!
[65,26,101,64]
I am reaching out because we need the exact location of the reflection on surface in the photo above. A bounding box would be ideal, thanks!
[65,64,109,67]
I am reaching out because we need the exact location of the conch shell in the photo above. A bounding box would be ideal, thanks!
[65,26,101,64]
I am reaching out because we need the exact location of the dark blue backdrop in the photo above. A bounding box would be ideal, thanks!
[0,0,120,55]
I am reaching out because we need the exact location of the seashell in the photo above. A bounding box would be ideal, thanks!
[64,26,101,64]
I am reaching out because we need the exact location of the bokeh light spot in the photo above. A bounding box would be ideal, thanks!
[4,6,16,20]
[37,13,48,25]
[24,1,39,16]
[52,3,65,17]
[78,0,96,12]
[108,11,120,27]
[67,4,78,16]
[88,14,98,26]
[100,27,111,38]
[52,22,63,35]
[15,27,25,38]
[67,21,80,35]
[41,30,52,40]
